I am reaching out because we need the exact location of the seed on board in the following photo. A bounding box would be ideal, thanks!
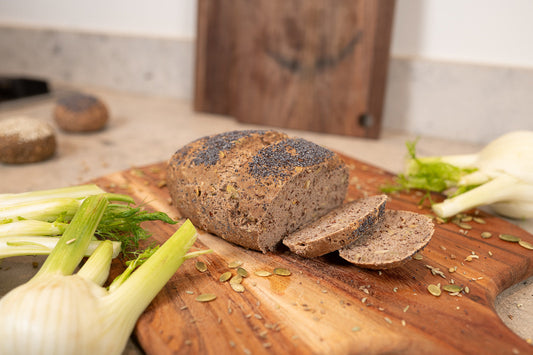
[426,265,446,279]
[435,217,447,224]
[442,284,463,293]
[230,283,245,293]
[254,270,272,277]
[412,253,423,260]
[195,261,208,272]
[473,217,486,224]
[230,274,243,284]
[457,222,472,230]
[196,293,217,302]
[428,284,441,297]
[499,234,521,243]
[228,260,243,268]
[274,267,291,276]
[480,232,492,239]
[464,254,479,262]
[519,240,533,250]
[219,271,232,282]
[237,267,249,278]
[461,216,473,222]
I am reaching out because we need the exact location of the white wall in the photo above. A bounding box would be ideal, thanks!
[1,0,532,68]
[392,0,533,68]
[0,0,197,39]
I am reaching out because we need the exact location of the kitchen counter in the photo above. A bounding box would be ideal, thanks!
[1,85,531,352]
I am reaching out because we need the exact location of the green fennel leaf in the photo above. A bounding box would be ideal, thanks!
[382,140,477,198]
[95,204,177,254]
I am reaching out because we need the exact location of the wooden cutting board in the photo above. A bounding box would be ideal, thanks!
[91,154,533,355]
[194,0,395,138]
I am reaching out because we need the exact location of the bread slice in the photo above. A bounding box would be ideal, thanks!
[166,130,349,252]
[338,210,434,269]
[282,195,388,257]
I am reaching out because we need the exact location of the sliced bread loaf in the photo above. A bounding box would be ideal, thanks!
[338,210,434,269]
[166,130,349,252]
[282,195,388,257]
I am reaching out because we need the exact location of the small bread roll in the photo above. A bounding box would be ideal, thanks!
[0,116,56,164]
[54,92,109,132]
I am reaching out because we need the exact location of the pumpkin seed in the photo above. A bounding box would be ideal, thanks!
[473,217,486,224]
[461,216,473,222]
[196,293,217,302]
[195,261,208,272]
[428,284,441,297]
[273,267,291,276]
[457,222,472,230]
[228,260,243,268]
[499,234,521,243]
[480,232,492,239]
[254,270,272,277]
[412,253,423,260]
[230,274,243,284]
[219,271,232,282]
[435,217,446,224]
[519,240,533,250]
[237,267,249,278]
[442,284,463,293]
[230,283,245,293]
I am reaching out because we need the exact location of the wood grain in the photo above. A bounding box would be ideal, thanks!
[92,155,533,355]
[194,0,395,138]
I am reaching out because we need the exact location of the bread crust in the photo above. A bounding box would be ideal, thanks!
[54,92,108,132]
[166,130,349,252]
[0,117,56,164]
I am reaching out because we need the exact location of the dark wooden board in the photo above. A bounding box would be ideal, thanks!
[92,155,533,354]
[194,0,395,138]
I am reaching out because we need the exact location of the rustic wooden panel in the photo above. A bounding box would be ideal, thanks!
[194,0,237,115]
[92,154,533,355]
[194,0,395,138]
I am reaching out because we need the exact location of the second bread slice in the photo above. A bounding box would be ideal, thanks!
[282,195,388,258]
[339,210,434,269]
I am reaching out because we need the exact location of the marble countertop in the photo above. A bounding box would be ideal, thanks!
[1,85,531,351]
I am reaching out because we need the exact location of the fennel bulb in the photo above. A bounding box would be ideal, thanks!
[388,131,533,219]
[0,194,201,355]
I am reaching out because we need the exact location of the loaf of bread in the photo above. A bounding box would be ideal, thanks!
[166,130,349,252]
[54,91,109,132]
[339,210,434,269]
[283,195,388,257]
[0,116,56,164]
